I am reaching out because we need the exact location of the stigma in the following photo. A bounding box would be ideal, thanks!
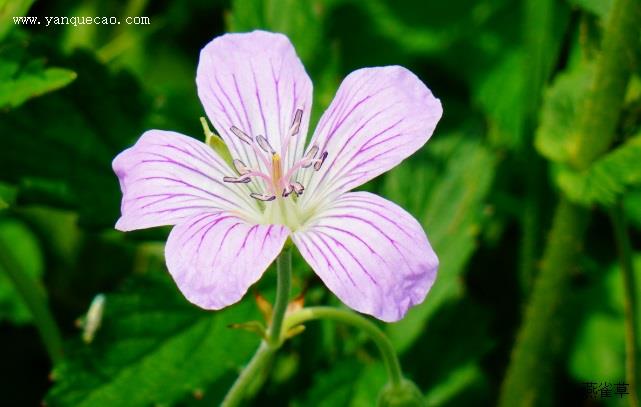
[222,109,327,203]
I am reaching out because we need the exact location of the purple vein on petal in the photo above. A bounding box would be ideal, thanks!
[237,224,259,256]
[309,232,361,290]
[260,225,274,250]
[135,176,237,206]
[311,229,378,286]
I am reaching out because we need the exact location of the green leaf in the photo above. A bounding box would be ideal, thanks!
[568,255,641,383]
[535,62,594,164]
[474,50,528,149]
[227,0,323,66]
[424,362,487,407]
[383,134,496,353]
[0,0,35,41]
[556,134,641,206]
[624,188,641,229]
[0,217,44,324]
[46,272,260,407]
[0,35,77,109]
[294,359,386,407]
[568,0,614,18]
[0,182,17,210]
[0,51,148,228]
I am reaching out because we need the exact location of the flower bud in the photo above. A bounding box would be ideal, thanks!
[377,379,426,407]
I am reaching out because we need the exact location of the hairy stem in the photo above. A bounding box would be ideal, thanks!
[499,199,588,407]
[0,238,63,364]
[285,306,404,387]
[500,0,640,404]
[569,0,641,170]
[611,202,639,407]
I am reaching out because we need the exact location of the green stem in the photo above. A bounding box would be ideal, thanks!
[499,199,589,407]
[500,0,640,404]
[284,306,403,387]
[569,0,641,170]
[221,342,275,407]
[0,238,63,364]
[221,248,292,406]
[268,247,291,346]
[611,202,639,407]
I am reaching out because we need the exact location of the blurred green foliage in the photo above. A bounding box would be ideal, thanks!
[0,0,640,406]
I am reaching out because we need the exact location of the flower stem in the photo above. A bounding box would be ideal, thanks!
[499,199,588,407]
[221,342,275,407]
[0,238,63,365]
[268,246,291,346]
[610,201,639,407]
[221,248,292,406]
[284,306,404,387]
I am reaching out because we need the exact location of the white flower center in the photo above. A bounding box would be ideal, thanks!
[222,109,327,230]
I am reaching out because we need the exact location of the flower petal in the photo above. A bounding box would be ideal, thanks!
[196,30,313,176]
[113,130,258,231]
[300,66,442,207]
[292,191,438,322]
[165,211,289,310]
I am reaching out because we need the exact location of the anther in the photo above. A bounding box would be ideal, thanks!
[256,135,276,154]
[230,126,252,144]
[290,109,303,137]
[313,151,328,171]
[223,176,251,183]
[292,182,304,196]
[282,184,294,198]
[302,145,319,168]
[233,159,250,175]
[250,192,276,202]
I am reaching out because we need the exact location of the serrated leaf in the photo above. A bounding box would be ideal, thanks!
[556,135,641,206]
[0,217,44,324]
[0,36,76,109]
[383,134,496,353]
[535,62,594,163]
[46,272,260,407]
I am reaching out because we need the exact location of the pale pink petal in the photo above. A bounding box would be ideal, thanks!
[292,191,438,322]
[113,130,258,231]
[165,211,289,309]
[299,67,442,207]
[196,30,313,179]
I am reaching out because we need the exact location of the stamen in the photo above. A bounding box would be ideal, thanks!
[292,182,304,196]
[250,192,276,202]
[230,126,253,144]
[289,109,303,137]
[223,175,251,184]
[256,135,275,154]
[282,184,294,198]
[313,151,328,171]
[233,159,250,175]
[302,145,319,168]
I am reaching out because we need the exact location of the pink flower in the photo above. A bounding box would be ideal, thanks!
[113,31,442,322]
